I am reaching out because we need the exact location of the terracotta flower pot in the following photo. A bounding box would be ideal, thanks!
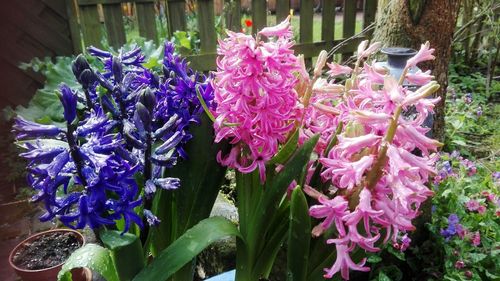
[8,228,90,281]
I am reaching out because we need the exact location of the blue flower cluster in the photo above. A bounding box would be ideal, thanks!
[13,41,213,232]
[440,214,463,240]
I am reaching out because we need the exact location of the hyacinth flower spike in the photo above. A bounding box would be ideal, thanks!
[302,40,442,280]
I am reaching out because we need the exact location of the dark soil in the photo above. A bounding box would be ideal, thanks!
[12,232,82,270]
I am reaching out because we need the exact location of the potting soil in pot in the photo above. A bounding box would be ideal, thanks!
[12,232,82,270]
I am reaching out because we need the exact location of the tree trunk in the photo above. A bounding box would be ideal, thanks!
[373,0,461,142]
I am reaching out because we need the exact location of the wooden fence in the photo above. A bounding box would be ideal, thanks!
[69,0,377,71]
[0,0,74,109]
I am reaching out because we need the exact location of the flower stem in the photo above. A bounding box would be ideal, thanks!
[365,105,402,190]
[66,124,88,187]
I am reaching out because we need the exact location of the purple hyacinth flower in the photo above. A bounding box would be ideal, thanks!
[59,84,78,123]
[13,117,65,139]
[145,179,157,196]
[153,177,181,190]
[143,209,161,226]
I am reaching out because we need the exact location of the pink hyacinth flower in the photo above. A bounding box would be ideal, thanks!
[320,155,375,190]
[406,41,435,69]
[323,239,370,280]
[309,196,350,236]
[405,70,434,85]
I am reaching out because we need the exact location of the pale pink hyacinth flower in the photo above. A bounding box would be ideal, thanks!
[405,41,435,68]
[358,41,382,59]
[212,18,301,182]
[304,40,441,280]
[406,69,434,85]
[327,62,353,77]
[323,239,370,279]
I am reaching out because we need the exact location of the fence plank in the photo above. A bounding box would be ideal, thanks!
[167,0,186,36]
[342,0,356,61]
[300,0,313,43]
[80,4,103,48]
[363,0,377,34]
[321,0,335,41]
[65,0,83,52]
[276,0,290,22]
[103,3,126,49]
[136,2,158,42]
[252,0,266,34]
[225,0,241,31]
[197,0,216,53]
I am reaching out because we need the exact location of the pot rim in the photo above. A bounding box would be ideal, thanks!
[380,47,418,56]
[8,228,85,273]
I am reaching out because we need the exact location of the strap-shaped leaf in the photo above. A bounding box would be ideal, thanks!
[268,129,300,165]
[253,135,319,238]
[287,187,311,281]
[133,216,241,281]
[58,244,119,281]
[100,230,145,281]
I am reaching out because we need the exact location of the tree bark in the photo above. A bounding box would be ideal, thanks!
[373,0,461,141]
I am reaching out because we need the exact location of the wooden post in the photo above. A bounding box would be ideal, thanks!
[363,0,377,36]
[342,0,356,61]
[166,0,186,37]
[102,3,126,49]
[197,0,216,53]
[79,3,103,48]
[276,0,290,22]
[252,0,266,34]
[300,0,313,66]
[225,0,241,32]
[65,0,83,52]
[321,0,335,42]
[136,1,158,42]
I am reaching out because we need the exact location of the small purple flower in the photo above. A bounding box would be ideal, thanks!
[441,214,460,240]
[153,177,181,190]
[143,209,161,226]
[476,106,482,117]
[448,214,459,224]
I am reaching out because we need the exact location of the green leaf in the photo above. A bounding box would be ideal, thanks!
[257,134,319,226]
[58,244,119,281]
[387,246,406,261]
[469,253,487,263]
[134,217,241,281]
[367,255,383,264]
[100,230,145,281]
[377,271,392,281]
[287,187,311,281]
[269,129,299,165]
[452,139,468,146]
